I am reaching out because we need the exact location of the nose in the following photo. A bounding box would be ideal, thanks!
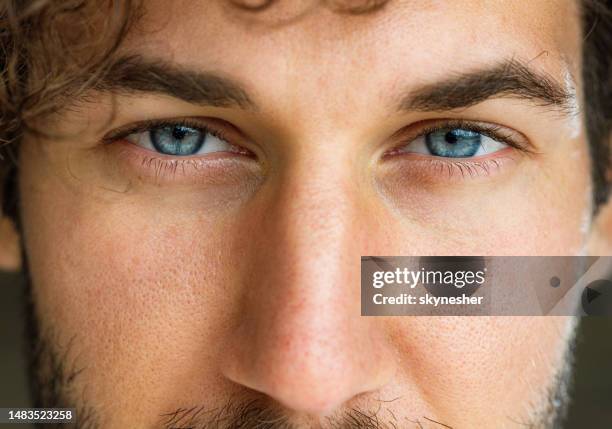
[220,152,395,416]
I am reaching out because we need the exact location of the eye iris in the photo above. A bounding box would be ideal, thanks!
[425,128,482,158]
[150,125,205,156]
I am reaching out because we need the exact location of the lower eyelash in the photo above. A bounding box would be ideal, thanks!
[417,157,506,179]
[140,155,196,180]
[140,152,508,181]
[104,136,263,190]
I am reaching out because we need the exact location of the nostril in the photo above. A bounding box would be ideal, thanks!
[223,362,370,416]
[229,0,275,12]
[220,326,395,416]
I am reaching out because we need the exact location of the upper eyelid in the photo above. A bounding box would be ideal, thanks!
[101,117,232,144]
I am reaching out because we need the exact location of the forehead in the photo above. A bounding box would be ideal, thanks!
[120,0,581,121]
[131,0,581,64]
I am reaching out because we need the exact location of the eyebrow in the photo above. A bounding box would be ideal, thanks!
[92,56,573,116]
[92,55,256,109]
[400,58,574,114]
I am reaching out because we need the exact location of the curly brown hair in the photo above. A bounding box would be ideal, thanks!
[0,0,611,221]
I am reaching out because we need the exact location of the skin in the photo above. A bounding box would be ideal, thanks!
[1,0,611,427]
[0,218,20,270]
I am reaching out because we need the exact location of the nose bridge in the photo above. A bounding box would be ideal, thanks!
[277,154,357,279]
[253,149,362,353]
[221,146,393,414]
[259,130,364,281]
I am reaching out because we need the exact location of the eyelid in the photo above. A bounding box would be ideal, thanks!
[385,119,536,157]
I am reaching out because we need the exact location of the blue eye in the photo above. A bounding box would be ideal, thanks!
[426,129,481,157]
[401,127,508,158]
[126,124,234,156]
[150,125,205,156]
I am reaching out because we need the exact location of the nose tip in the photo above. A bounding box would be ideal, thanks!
[222,309,393,415]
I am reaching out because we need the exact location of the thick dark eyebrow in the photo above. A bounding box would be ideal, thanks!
[92,55,256,109]
[91,56,572,116]
[399,59,574,114]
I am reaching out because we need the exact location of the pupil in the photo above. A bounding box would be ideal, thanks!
[172,127,187,140]
[445,131,458,144]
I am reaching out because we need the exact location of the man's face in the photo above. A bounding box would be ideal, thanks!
[17,0,593,427]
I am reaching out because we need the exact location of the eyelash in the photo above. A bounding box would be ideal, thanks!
[383,119,534,179]
[102,118,257,181]
[102,118,233,148]
[387,119,533,156]
[103,118,529,181]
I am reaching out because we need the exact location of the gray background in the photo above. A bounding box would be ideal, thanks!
[1,270,610,428]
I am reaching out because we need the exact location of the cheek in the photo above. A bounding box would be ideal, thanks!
[386,316,575,424]
[20,178,242,413]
